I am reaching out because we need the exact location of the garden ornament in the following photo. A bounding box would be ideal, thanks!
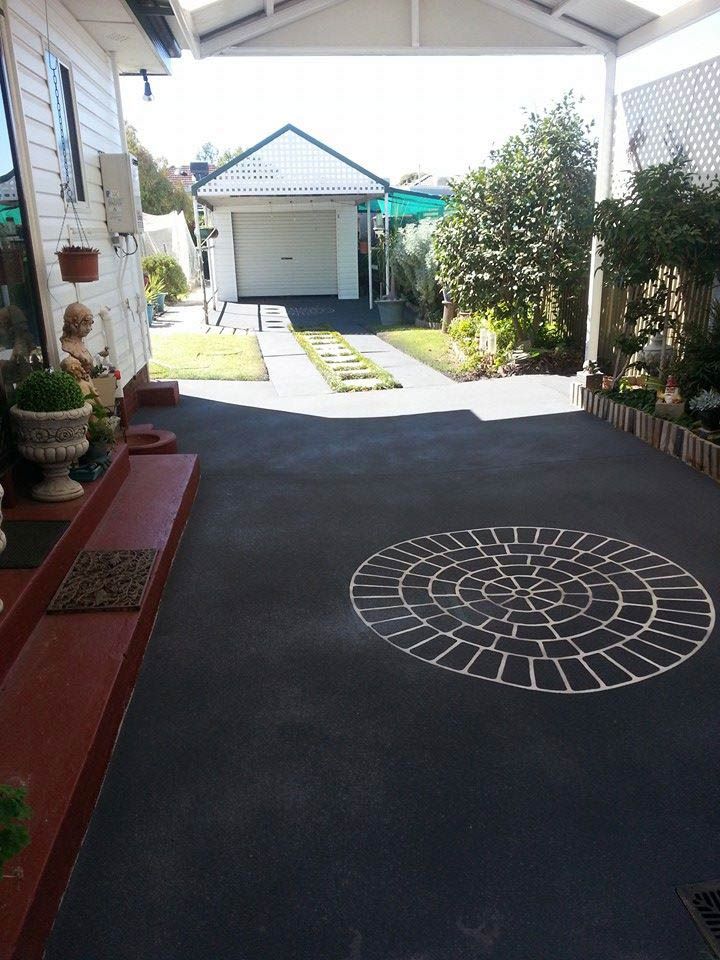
[60,301,94,382]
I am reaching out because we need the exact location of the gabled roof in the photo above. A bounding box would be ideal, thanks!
[168,0,720,60]
[192,124,388,198]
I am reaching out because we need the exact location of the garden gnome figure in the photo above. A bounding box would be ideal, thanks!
[60,302,94,391]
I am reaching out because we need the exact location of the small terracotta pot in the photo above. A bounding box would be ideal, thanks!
[57,248,99,283]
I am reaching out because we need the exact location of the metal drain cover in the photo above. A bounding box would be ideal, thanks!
[677,883,720,956]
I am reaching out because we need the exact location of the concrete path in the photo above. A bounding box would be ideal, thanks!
[256,329,330,398]
[47,371,720,960]
[344,330,452,389]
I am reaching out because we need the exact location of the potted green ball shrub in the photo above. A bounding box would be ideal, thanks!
[11,370,92,502]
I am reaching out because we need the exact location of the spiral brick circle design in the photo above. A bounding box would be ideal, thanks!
[350,527,715,693]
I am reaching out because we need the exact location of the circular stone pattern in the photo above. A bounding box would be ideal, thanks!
[349,527,715,693]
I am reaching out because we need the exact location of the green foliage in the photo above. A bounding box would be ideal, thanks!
[391,220,442,320]
[15,369,85,412]
[196,142,219,164]
[594,158,720,384]
[0,785,31,872]
[142,253,188,302]
[447,315,500,378]
[602,386,657,413]
[671,306,720,400]
[217,146,244,166]
[595,158,720,288]
[125,125,193,227]
[87,399,117,445]
[435,94,596,348]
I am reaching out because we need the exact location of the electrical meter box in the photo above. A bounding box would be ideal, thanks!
[100,152,143,235]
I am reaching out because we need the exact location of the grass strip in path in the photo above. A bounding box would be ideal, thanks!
[292,328,401,392]
[149,331,269,381]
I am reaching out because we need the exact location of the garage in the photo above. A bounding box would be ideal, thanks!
[232,208,338,297]
[193,124,388,303]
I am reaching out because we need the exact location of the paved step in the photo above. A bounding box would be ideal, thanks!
[0,453,199,960]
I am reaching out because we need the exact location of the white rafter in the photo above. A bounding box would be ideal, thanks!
[617,0,720,55]
[551,0,576,17]
[265,0,275,14]
[199,0,352,57]
[478,0,616,52]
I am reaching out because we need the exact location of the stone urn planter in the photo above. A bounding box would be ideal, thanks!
[11,403,92,501]
[377,298,405,326]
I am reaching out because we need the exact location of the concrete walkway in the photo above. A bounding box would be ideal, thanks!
[47,371,720,960]
[256,329,330,398]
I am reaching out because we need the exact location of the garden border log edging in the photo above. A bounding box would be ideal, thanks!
[571,382,720,484]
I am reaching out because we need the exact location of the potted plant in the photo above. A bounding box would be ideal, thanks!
[144,275,163,326]
[0,784,31,878]
[11,369,92,502]
[688,388,720,430]
[57,244,100,283]
[84,399,118,464]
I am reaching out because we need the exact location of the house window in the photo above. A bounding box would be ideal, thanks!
[44,50,85,203]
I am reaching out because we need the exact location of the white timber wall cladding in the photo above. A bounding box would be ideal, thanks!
[211,208,238,302]
[613,54,720,197]
[6,0,149,383]
[335,204,358,300]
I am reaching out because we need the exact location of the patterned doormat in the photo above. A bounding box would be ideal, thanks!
[0,520,69,569]
[677,883,720,957]
[48,549,157,613]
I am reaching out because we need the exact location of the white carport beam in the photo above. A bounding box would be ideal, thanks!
[584,51,616,364]
[265,0,274,13]
[479,0,616,52]
[411,0,420,47]
[199,0,351,56]
[617,0,720,55]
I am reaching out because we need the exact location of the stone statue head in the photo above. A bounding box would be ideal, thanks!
[62,302,93,339]
[60,355,89,382]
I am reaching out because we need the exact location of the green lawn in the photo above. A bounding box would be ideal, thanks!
[292,327,400,392]
[373,325,465,380]
[149,332,268,381]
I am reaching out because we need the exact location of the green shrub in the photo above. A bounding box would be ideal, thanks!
[671,307,720,401]
[602,386,657,413]
[390,220,442,321]
[15,370,85,412]
[0,784,31,872]
[142,253,188,302]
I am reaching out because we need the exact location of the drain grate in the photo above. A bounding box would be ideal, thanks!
[48,549,157,612]
[677,883,720,956]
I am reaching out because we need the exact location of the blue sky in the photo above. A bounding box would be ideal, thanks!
[120,12,720,182]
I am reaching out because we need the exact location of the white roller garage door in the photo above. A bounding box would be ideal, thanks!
[232,210,338,296]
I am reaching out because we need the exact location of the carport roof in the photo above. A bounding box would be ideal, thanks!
[192,124,389,198]
[167,0,720,59]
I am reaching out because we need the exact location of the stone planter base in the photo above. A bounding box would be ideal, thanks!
[11,403,92,502]
[572,381,720,483]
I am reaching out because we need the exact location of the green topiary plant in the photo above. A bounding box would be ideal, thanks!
[0,784,31,875]
[142,253,188,302]
[15,369,86,412]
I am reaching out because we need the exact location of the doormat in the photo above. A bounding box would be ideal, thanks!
[677,883,720,957]
[0,520,69,569]
[48,549,157,613]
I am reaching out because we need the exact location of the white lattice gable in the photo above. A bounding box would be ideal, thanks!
[195,126,387,198]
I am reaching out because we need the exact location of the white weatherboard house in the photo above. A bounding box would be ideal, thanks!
[193,125,388,302]
[0,0,179,471]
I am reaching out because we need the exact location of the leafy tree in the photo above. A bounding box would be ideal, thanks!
[196,142,219,164]
[594,157,720,383]
[434,94,596,347]
[126,125,193,227]
[217,146,244,166]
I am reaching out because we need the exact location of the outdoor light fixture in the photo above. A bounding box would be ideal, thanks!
[141,69,153,101]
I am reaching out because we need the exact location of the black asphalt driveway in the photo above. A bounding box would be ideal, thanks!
[48,390,720,960]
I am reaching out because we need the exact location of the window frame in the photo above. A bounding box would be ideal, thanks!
[43,45,87,209]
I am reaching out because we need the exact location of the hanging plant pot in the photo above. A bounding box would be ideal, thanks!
[0,245,25,285]
[57,245,100,283]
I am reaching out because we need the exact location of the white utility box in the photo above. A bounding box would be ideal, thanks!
[100,152,143,235]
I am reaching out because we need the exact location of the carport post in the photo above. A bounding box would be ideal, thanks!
[383,191,390,297]
[366,204,373,309]
[193,194,209,326]
[584,51,617,364]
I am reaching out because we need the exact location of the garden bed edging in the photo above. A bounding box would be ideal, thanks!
[571,382,720,484]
